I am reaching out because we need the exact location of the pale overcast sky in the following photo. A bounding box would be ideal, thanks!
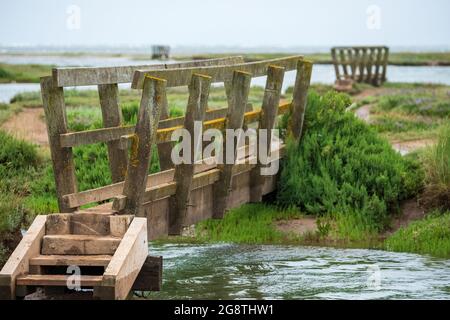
[0,0,449,47]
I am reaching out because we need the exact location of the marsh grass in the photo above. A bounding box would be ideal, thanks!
[195,204,303,244]
[386,212,450,258]
[420,124,450,210]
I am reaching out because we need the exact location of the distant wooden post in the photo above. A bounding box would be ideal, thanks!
[287,60,313,140]
[113,76,165,216]
[331,48,340,81]
[249,65,285,202]
[168,74,212,235]
[212,71,252,219]
[381,47,389,82]
[374,47,383,85]
[98,83,128,182]
[339,50,348,77]
[41,77,78,213]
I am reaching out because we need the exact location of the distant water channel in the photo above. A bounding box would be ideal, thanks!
[146,243,450,300]
[1,55,450,103]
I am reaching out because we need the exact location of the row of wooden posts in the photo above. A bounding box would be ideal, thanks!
[331,46,389,86]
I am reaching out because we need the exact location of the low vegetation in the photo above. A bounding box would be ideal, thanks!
[419,124,450,211]
[195,204,303,244]
[0,63,52,83]
[386,211,450,258]
[356,83,450,143]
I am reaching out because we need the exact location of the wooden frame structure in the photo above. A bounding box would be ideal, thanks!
[0,56,313,300]
[331,46,389,86]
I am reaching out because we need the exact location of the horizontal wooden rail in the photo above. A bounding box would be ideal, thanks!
[59,102,290,148]
[123,146,285,209]
[52,56,244,87]
[132,56,303,89]
[62,139,283,209]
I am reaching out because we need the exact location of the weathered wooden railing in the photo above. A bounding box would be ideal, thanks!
[44,56,245,213]
[53,56,312,238]
[331,46,389,86]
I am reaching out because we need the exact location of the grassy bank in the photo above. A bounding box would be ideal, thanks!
[354,82,450,143]
[386,212,450,258]
[0,63,53,83]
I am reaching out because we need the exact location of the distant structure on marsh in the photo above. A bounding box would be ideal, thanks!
[331,46,389,91]
[152,45,170,60]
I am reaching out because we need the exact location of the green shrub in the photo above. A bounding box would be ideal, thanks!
[277,91,423,239]
[0,131,39,177]
[0,67,12,79]
[386,211,450,258]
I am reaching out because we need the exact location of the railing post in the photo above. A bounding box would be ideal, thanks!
[98,83,129,182]
[381,47,389,83]
[41,76,78,212]
[114,76,165,216]
[157,91,174,171]
[287,60,313,140]
[212,71,252,219]
[331,48,340,81]
[249,65,285,202]
[168,74,212,235]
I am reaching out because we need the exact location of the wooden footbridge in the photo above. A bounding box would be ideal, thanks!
[0,56,312,300]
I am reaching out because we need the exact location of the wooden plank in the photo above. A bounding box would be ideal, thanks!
[29,255,112,267]
[71,212,111,236]
[339,49,348,76]
[132,55,303,89]
[108,146,285,211]
[109,215,134,237]
[16,275,103,287]
[53,56,245,87]
[61,160,217,209]
[249,65,284,202]
[0,215,47,300]
[45,213,71,235]
[100,218,148,300]
[331,48,340,80]
[156,90,173,171]
[168,73,212,235]
[114,76,165,216]
[381,47,389,82]
[62,138,284,210]
[132,255,162,292]
[98,83,128,182]
[288,60,313,140]
[58,102,291,148]
[359,48,367,82]
[374,47,383,85]
[212,71,252,218]
[41,235,121,255]
[348,48,356,79]
[41,76,78,212]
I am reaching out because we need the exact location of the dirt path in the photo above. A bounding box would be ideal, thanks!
[350,87,435,155]
[1,108,48,147]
